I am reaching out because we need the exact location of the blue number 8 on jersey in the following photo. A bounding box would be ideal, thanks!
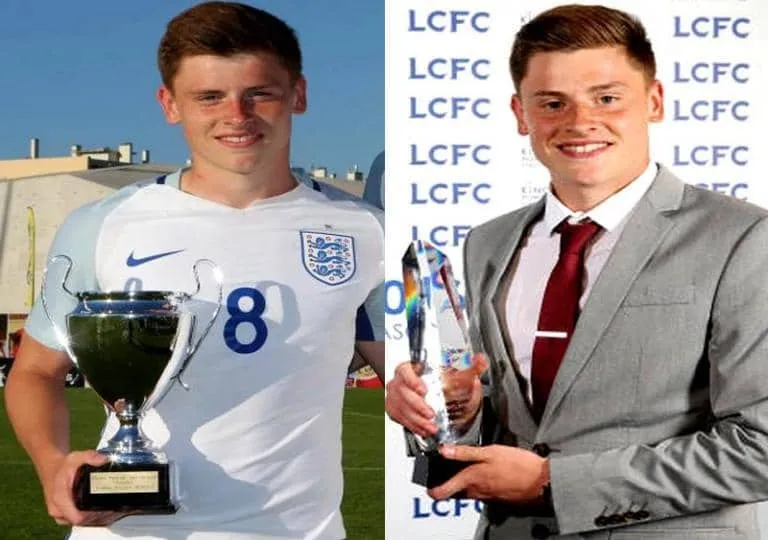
[223,287,269,354]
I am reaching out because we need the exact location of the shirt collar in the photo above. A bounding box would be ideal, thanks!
[544,161,658,234]
[164,168,183,188]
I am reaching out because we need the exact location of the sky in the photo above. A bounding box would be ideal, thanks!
[0,0,383,177]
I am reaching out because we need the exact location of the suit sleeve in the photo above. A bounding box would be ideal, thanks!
[549,215,768,535]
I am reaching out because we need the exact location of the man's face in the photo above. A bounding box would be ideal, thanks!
[512,46,663,198]
[158,52,306,176]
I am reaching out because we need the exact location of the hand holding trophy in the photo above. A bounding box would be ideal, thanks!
[402,240,484,492]
[41,255,222,514]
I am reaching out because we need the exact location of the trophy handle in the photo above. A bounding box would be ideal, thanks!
[40,255,79,361]
[174,258,224,390]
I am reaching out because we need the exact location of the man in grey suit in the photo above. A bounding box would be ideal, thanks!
[386,4,768,539]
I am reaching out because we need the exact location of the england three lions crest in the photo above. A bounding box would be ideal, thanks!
[300,231,356,285]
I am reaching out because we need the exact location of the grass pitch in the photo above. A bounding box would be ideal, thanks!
[0,388,383,539]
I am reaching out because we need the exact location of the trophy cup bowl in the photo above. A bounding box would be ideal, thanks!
[402,240,479,492]
[41,256,222,513]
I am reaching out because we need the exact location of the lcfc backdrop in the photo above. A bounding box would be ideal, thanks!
[384,1,768,538]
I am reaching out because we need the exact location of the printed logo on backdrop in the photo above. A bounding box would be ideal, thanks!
[667,11,754,201]
[300,231,356,285]
[412,496,484,519]
[520,147,539,169]
[520,147,547,205]
[384,273,468,342]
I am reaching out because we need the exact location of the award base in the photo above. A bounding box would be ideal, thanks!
[412,453,470,497]
[73,462,177,514]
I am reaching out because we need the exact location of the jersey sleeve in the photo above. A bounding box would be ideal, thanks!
[355,201,384,342]
[24,201,105,351]
[362,150,384,210]
[355,281,384,342]
[24,177,151,351]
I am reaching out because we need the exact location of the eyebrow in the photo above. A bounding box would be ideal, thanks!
[531,82,629,98]
[187,84,281,96]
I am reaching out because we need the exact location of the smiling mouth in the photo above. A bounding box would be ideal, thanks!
[216,134,264,146]
[557,142,613,158]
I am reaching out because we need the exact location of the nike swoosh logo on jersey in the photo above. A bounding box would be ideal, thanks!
[126,249,186,267]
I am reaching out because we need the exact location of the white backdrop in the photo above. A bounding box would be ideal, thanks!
[384,1,768,538]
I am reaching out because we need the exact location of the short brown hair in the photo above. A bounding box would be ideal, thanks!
[510,4,656,91]
[157,1,303,89]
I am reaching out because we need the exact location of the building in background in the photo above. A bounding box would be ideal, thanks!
[346,165,364,182]
[0,137,151,180]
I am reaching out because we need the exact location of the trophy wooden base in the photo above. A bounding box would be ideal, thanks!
[412,453,470,498]
[73,462,177,513]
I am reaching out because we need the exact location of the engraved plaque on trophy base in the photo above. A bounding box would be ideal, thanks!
[73,462,176,513]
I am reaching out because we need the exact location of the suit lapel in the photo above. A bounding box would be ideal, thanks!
[483,199,545,436]
[539,166,686,429]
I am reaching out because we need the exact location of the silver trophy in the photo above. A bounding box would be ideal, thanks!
[41,255,222,513]
[403,240,479,489]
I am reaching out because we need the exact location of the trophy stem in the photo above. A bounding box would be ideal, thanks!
[101,402,165,465]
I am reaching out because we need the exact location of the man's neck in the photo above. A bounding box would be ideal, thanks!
[181,162,297,209]
[552,182,631,213]
[551,162,651,213]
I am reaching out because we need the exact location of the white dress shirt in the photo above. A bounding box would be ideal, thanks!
[504,162,658,404]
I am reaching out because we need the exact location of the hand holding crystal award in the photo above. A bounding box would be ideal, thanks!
[403,240,481,490]
[41,255,223,514]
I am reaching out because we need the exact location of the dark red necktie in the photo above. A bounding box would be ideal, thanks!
[530,219,602,422]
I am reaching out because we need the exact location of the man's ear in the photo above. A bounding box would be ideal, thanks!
[511,95,529,135]
[292,76,307,114]
[647,79,664,123]
[157,85,181,124]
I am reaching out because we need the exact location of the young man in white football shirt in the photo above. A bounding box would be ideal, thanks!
[4,2,384,539]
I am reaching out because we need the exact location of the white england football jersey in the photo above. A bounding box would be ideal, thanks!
[25,170,384,540]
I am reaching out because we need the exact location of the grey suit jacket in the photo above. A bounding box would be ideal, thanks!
[464,165,768,540]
